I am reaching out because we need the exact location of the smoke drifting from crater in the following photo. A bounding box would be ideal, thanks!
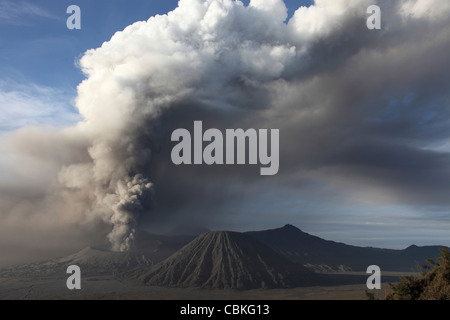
[55,0,300,251]
[55,0,321,250]
[1,0,450,257]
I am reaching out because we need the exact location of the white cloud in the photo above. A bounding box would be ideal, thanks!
[0,0,60,25]
[0,81,80,131]
[288,0,372,41]
[400,0,450,20]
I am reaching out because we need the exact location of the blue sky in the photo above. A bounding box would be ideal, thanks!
[1,1,184,131]
[1,1,179,88]
[1,0,312,88]
[0,0,312,131]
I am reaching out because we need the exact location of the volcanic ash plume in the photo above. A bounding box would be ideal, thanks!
[4,0,448,254]
[56,0,384,251]
[107,175,153,252]
[59,0,299,251]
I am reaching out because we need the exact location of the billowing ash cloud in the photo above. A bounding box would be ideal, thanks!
[1,0,450,258]
[55,0,305,250]
[55,0,291,250]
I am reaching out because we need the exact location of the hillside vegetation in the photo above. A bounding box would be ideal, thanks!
[387,248,450,300]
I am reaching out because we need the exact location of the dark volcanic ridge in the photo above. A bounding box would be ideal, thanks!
[246,224,446,272]
[0,231,194,279]
[0,246,152,279]
[1,225,446,290]
[124,231,317,290]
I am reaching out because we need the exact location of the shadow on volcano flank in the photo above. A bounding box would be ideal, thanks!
[124,231,318,289]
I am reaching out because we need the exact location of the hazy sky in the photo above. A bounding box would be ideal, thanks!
[1,0,450,265]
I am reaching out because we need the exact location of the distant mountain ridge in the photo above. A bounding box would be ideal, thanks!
[0,246,152,279]
[0,225,446,289]
[246,224,445,272]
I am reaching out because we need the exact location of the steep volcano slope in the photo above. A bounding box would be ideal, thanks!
[246,225,445,272]
[127,231,317,289]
